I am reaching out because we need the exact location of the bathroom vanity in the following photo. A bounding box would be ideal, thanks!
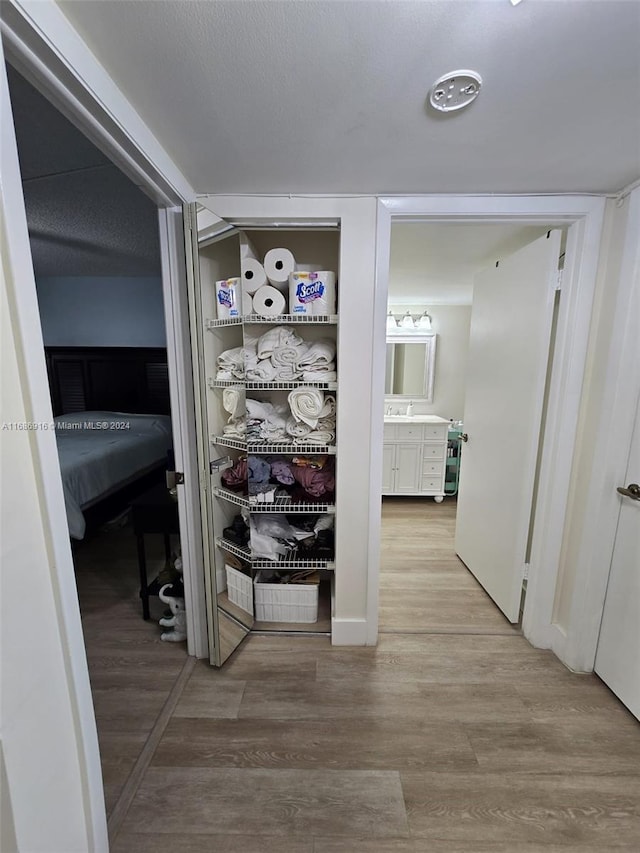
[382,415,449,500]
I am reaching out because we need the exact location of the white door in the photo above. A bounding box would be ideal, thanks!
[595,393,640,720]
[185,206,253,666]
[395,444,421,492]
[382,444,395,492]
[455,231,561,621]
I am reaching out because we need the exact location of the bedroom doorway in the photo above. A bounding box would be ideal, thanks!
[5,60,190,816]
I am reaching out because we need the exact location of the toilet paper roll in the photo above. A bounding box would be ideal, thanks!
[252,285,287,317]
[215,277,241,320]
[264,248,296,289]
[289,271,337,316]
[241,257,268,294]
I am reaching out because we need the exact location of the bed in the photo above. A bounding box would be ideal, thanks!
[45,347,173,539]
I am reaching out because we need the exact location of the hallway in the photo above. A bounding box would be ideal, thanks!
[79,506,640,851]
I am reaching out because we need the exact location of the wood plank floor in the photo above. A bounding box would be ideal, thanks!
[76,500,640,852]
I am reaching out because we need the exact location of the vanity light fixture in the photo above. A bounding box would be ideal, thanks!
[428,69,482,113]
[417,311,433,331]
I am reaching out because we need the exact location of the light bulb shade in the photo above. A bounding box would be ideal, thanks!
[386,311,398,330]
[417,312,432,330]
[400,312,416,329]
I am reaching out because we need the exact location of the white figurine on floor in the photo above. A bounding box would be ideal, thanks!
[158,582,187,642]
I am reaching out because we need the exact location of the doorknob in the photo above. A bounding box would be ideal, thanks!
[460,433,469,443]
[617,483,640,501]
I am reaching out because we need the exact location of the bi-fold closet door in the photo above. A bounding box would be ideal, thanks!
[186,205,340,666]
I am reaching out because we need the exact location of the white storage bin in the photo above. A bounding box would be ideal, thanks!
[254,572,319,623]
[225,564,253,616]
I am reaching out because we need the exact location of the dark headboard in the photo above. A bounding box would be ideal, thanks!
[45,347,170,416]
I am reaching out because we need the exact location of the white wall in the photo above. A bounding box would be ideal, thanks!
[36,275,166,346]
[0,265,97,852]
[386,304,471,420]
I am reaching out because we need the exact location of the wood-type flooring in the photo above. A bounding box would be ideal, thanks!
[75,498,640,852]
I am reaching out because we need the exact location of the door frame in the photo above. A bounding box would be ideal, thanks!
[1,6,200,848]
[373,196,606,663]
[1,1,208,653]
[565,187,640,672]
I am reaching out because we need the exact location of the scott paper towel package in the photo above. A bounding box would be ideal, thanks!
[215,277,241,320]
[289,271,337,315]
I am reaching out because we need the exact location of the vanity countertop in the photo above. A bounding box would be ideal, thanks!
[384,414,450,425]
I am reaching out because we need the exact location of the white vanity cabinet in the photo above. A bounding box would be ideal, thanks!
[382,416,449,500]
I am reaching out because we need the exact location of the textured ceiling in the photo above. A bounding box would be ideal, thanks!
[7,64,161,277]
[57,0,640,194]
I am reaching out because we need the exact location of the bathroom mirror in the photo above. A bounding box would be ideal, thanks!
[385,334,436,401]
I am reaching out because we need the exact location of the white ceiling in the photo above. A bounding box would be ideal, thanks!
[389,222,550,304]
[57,0,640,195]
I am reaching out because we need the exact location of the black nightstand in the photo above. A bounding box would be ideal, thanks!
[130,484,180,619]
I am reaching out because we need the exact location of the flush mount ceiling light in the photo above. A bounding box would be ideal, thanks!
[428,69,482,113]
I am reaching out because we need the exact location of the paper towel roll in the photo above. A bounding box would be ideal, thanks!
[264,248,296,289]
[215,277,241,320]
[289,271,336,316]
[241,257,268,294]
[252,285,287,317]
[241,288,254,316]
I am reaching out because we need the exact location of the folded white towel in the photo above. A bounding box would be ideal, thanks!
[246,360,278,381]
[217,345,257,379]
[260,413,288,441]
[301,370,337,383]
[223,417,246,438]
[216,369,234,381]
[295,429,335,445]
[288,388,331,428]
[271,347,302,380]
[297,338,335,368]
[286,416,311,438]
[246,398,276,421]
[256,327,305,359]
[222,386,244,420]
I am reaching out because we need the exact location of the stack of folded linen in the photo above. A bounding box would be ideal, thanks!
[243,327,336,382]
[286,389,337,445]
[222,386,246,438]
[216,345,258,380]
[246,455,335,504]
[296,339,337,382]
[246,398,290,444]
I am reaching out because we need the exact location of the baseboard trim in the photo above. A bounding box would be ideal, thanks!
[331,617,369,646]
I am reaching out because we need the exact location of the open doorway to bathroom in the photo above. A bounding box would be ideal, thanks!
[380,222,564,635]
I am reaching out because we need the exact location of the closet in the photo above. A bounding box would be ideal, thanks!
[188,208,342,664]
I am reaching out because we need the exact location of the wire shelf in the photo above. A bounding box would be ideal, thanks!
[213,487,249,508]
[211,435,247,451]
[245,380,337,391]
[214,487,335,514]
[252,558,335,570]
[208,378,245,389]
[244,314,338,325]
[205,317,243,329]
[246,443,336,455]
[250,499,336,513]
[216,538,251,562]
